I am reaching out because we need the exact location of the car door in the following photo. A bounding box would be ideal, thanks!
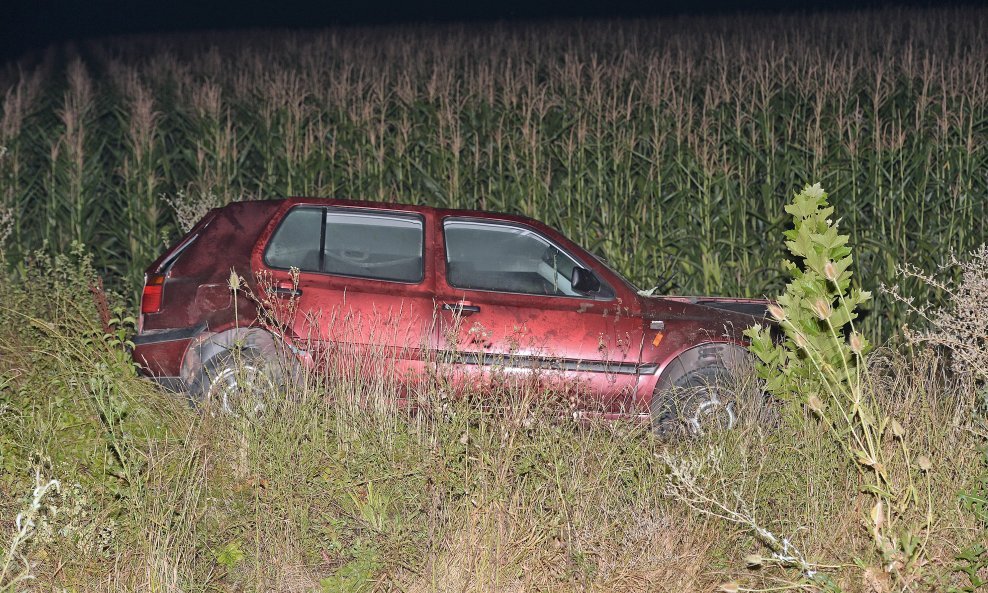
[256,204,436,390]
[435,217,644,413]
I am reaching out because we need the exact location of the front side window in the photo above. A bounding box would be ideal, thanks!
[444,219,606,297]
[265,207,424,283]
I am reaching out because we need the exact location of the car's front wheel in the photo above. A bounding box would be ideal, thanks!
[651,365,740,436]
[190,348,286,416]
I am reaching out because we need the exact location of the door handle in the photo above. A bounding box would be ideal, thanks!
[268,286,303,297]
[443,302,481,314]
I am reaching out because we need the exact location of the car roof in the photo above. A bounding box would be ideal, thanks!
[264,196,547,228]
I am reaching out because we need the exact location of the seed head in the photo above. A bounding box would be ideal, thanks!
[916,455,932,472]
[813,298,832,320]
[718,582,740,593]
[890,418,904,439]
[870,499,884,530]
[793,332,809,351]
[849,332,865,355]
[806,394,825,415]
[767,303,786,322]
[824,261,838,281]
[228,269,241,291]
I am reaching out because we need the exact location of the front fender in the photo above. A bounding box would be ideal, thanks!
[640,341,751,406]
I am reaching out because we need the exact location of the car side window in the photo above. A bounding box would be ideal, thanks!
[444,219,607,297]
[265,207,424,283]
[322,210,423,282]
[264,207,323,272]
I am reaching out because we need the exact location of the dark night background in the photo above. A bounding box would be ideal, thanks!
[0,0,973,65]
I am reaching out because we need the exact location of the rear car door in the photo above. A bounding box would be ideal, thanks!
[435,217,645,413]
[254,204,436,389]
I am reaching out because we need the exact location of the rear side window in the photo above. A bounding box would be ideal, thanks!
[264,207,324,271]
[264,207,424,283]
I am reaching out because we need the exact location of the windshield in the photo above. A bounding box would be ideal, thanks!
[587,251,640,293]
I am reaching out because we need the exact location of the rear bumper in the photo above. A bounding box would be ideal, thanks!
[132,323,206,381]
[142,375,187,392]
[133,323,206,346]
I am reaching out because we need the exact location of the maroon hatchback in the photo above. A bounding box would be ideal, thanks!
[133,198,770,433]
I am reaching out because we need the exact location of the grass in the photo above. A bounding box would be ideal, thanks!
[0,227,985,592]
[1,7,987,336]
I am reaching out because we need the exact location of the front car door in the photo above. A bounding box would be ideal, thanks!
[435,216,645,413]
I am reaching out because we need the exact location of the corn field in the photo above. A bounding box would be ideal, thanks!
[0,7,986,338]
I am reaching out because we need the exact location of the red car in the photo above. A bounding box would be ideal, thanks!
[133,198,769,432]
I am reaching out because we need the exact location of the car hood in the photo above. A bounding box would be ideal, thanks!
[639,294,772,330]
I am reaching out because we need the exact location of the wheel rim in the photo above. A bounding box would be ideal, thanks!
[207,362,273,416]
[687,388,736,435]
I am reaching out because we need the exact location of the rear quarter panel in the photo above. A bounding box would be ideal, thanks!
[134,200,284,379]
[142,200,283,331]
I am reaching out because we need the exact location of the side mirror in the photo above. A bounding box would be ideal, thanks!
[570,266,601,294]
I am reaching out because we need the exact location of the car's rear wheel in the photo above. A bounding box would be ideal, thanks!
[651,364,739,436]
[190,348,286,416]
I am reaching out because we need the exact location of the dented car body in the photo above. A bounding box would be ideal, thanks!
[133,198,770,428]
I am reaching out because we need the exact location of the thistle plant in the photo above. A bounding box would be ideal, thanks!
[744,182,872,411]
[745,183,936,588]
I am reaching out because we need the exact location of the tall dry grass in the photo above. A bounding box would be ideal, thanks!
[0,245,985,593]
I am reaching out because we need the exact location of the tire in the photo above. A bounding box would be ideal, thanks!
[189,348,286,416]
[651,365,739,437]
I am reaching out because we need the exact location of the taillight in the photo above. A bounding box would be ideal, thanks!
[141,274,166,314]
